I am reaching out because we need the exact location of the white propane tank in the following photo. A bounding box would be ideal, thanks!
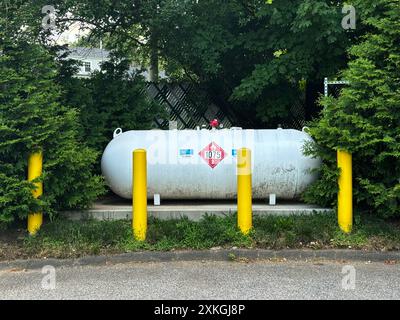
[101,128,321,200]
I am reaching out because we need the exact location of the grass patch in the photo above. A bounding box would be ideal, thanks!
[2,213,400,260]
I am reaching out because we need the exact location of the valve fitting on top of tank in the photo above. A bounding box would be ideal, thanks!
[210,119,220,129]
[209,119,224,130]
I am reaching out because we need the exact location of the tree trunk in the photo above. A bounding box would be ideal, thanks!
[149,31,159,83]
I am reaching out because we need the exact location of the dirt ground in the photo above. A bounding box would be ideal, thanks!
[0,225,29,261]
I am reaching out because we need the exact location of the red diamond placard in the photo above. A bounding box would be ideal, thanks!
[199,142,226,169]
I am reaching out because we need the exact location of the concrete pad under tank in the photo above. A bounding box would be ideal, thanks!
[63,198,333,222]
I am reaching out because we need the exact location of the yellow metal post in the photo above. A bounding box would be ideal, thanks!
[337,150,353,233]
[237,148,252,235]
[132,149,148,241]
[27,151,43,235]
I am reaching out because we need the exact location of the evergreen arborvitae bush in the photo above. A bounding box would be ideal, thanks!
[0,42,105,227]
[304,0,400,218]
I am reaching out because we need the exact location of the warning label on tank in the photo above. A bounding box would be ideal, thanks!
[199,142,226,169]
[179,149,194,157]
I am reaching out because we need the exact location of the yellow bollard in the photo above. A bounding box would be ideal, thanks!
[27,151,43,235]
[132,149,148,241]
[337,150,353,233]
[237,148,252,235]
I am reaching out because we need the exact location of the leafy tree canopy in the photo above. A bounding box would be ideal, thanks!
[50,0,353,127]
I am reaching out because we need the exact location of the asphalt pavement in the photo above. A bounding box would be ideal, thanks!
[1,259,399,300]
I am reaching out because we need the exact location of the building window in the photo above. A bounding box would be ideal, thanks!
[83,62,91,72]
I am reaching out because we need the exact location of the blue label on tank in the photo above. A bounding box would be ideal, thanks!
[180,149,194,156]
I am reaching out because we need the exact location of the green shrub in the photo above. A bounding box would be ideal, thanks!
[0,42,105,227]
[304,0,400,218]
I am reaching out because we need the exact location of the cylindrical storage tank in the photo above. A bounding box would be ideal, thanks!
[101,128,321,200]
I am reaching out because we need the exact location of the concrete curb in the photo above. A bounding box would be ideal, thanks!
[0,249,399,271]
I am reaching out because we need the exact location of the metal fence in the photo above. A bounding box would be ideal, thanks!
[285,98,307,130]
[324,78,350,98]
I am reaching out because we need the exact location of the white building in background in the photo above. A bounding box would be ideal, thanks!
[64,47,167,81]
[66,47,109,78]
